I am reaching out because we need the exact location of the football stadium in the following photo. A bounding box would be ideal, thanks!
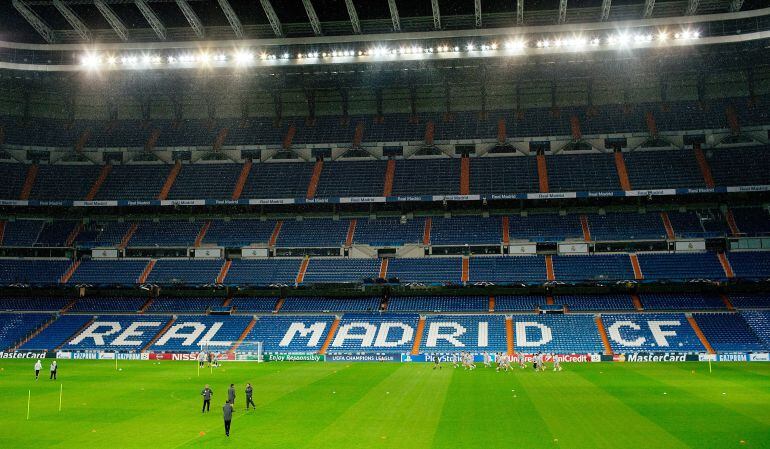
[0,0,769,447]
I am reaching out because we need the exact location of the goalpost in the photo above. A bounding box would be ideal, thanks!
[231,341,264,363]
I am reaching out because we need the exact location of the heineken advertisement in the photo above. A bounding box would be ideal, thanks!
[264,353,326,362]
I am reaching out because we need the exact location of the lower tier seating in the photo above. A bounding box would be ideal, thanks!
[0,313,53,350]
[21,315,94,351]
[600,313,705,353]
[693,313,767,352]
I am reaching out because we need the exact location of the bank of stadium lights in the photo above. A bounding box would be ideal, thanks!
[79,29,702,69]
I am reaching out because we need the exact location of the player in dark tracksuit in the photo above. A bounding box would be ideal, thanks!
[201,385,213,413]
[245,383,255,410]
[223,401,233,437]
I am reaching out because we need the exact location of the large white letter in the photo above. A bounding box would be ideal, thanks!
[279,322,328,347]
[332,323,377,348]
[608,321,645,347]
[515,322,552,347]
[374,322,414,347]
[477,322,488,348]
[425,322,466,348]
[648,320,680,347]
[155,323,206,347]
[112,322,162,346]
[68,322,121,346]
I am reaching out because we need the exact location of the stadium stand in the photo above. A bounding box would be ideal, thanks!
[67,259,149,285]
[229,297,278,313]
[0,297,69,312]
[94,164,169,200]
[636,253,726,281]
[144,297,224,314]
[240,162,314,199]
[730,208,770,236]
[638,293,726,310]
[707,147,770,187]
[30,165,101,200]
[430,216,501,245]
[20,314,94,350]
[301,258,380,284]
[493,295,543,312]
[624,150,705,189]
[243,315,336,353]
[327,313,420,353]
[167,163,242,200]
[145,259,223,285]
[740,311,770,348]
[75,221,134,248]
[68,297,146,313]
[0,313,54,350]
[552,254,635,282]
[600,313,705,352]
[224,259,301,285]
[314,160,386,197]
[726,252,770,280]
[387,258,463,284]
[586,213,666,241]
[467,256,546,284]
[0,163,28,200]
[352,217,424,246]
[0,259,70,285]
[692,313,767,352]
[419,314,507,353]
[130,221,201,247]
[2,220,44,246]
[280,297,381,313]
[469,156,540,194]
[546,153,621,192]
[388,296,488,312]
[62,315,172,351]
[148,315,253,352]
[276,219,349,247]
[391,159,458,196]
[557,295,635,311]
[513,315,604,353]
[508,214,582,242]
[728,294,770,309]
[202,219,276,247]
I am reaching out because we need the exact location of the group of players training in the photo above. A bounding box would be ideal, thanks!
[433,352,563,372]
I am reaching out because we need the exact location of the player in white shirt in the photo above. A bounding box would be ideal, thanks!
[34,359,42,380]
[553,354,562,371]
[482,352,491,368]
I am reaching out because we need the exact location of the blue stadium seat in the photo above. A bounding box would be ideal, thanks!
[0,313,53,350]
[327,313,419,354]
[280,297,381,313]
[600,313,704,352]
[240,315,336,353]
[693,313,766,352]
[21,315,94,351]
[420,314,507,353]
[388,296,488,312]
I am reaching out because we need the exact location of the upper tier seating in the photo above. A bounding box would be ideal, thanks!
[75,221,133,248]
[636,253,726,281]
[94,164,169,200]
[240,162,314,199]
[302,258,380,284]
[145,297,224,314]
[0,259,70,285]
[62,315,171,351]
[224,259,301,285]
[600,313,705,352]
[68,297,146,313]
[728,294,770,309]
[639,293,725,310]
[280,297,381,313]
[391,159,458,196]
[0,163,27,199]
[547,153,621,192]
[387,258,462,284]
[419,314,507,353]
[508,214,583,241]
[167,163,242,200]
[468,256,546,284]
[21,314,94,350]
[388,296,488,312]
[470,156,540,194]
[493,295,543,312]
[0,297,69,312]
[203,219,276,247]
[30,165,101,200]
[352,217,424,246]
[327,313,420,354]
[242,315,336,353]
[276,219,349,247]
[552,254,635,282]
[707,147,770,186]
[430,216,501,245]
[693,313,767,352]
[667,211,716,238]
[146,259,223,285]
[727,252,770,279]
[2,220,44,246]
[230,297,277,313]
[557,295,635,311]
[148,315,253,352]
[130,221,201,247]
[624,150,705,189]
[0,313,53,350]
[731,208,770,236]
[587,213,666,241]
[35,221,78,247]
[315,160,386,197]
[740,311,770,348]
[68,259,148,285]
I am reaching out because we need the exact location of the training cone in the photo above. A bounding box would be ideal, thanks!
[199,431,205,437]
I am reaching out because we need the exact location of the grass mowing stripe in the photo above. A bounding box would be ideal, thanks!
[300,364,453,449]
[432,364,553,448]
[576,363,769,448]
[518,366,690,449]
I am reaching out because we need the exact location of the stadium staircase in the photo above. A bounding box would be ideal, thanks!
[382,159,396,196]
[595,316,614,355]
[645,111,659,137]
[345,219,357,247]
[686,314,716,354]
[295,257,310,285]
[725,105,740,135]
[546,295,555,305]
[194,221,211,247]
[411,317,426,355]
[461,257,470,283]
[378,258,389,279]
[424,121,435,146]
[8,315,58,352]
[213,127,229,152]
[545,255,555,281]
[231,160,252,200]
[59,260,81,284]
[352,122,365,147]
[306,160,323,199]
[268,221,283,247]
[629,254,644,280]
[144,128,161,152]
[693,144,715,188]
[75,128,92,153]
[720,294,736,311]
[56,317,96,351]
[137,259,156,284]
[216,260,232,284]
[536,154,549,193]
[570,115,582,141]
[60,299,77,314]
[142,317,176,351]
[282,124,296,149]
[423,217,432,245]
[460,156,470,195]
[19,164,39,200]
[631,294,644,311]
[119,223,138,249]
[614,152,632,191]
[0,220,5,246]
[222,293,233,307]
[488,295,495,312]
[660,212,676,240]
[497,118,506,144]
[229,316,257,353]
[580,215,592,241]
[138,297,154,313]
[65,223,83,247]
[505,317,514,355]
[718,253,735,279]
[319,317,341,355]
[725,209,741,236]
[158,161,182,201]
[273,297,285,313]
[85,164,112,201]
[501,217,510,245]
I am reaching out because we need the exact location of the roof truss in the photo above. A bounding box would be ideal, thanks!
[600,0,611,21]
[12,0,55,44]
[53,0,91,41]
[387,0,401,32]
[431,0,441,30]
[134,0,167,40]
[302,0,322,36]
[174,0,204,39]
[259,0,283,37]
[344,0,361,34]
[216,0,244,38]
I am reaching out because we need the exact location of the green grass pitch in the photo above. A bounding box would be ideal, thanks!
[0,360,769,448]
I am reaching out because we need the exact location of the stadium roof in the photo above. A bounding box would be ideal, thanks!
[0,0,765,44]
